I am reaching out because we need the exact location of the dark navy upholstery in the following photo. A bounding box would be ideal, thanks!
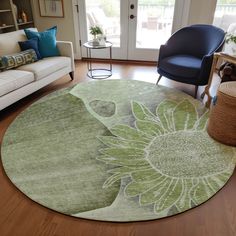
[157,24,225,86]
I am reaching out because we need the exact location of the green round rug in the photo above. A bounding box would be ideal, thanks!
[1,79,236,222]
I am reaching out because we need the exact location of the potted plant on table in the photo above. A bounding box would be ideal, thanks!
[225,33,236,56]
[89,26,103,46]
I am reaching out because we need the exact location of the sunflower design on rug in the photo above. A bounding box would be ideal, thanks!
[98,99,236,215]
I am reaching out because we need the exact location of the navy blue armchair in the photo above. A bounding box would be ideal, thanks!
[157,24,225,98]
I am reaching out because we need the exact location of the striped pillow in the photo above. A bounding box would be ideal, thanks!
[1,49,38,70]
[0,57,5,70]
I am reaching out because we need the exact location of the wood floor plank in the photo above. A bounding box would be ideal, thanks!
[0,61,235,236]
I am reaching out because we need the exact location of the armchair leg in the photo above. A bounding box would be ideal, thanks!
[69,72,74,81]
[194,85,198,99]
[156,75,162,85]
[200,91,205,99]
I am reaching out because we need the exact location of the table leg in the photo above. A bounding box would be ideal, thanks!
[204,55,219,108]
[109,46,112,72]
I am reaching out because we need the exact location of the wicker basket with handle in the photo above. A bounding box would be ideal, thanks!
[207,81,236,146]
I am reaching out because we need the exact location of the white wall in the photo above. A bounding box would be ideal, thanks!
[172,0,218,33]
[31,0,81,59]
[187,0,217,25]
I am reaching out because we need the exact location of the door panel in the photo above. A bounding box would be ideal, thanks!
[79,0,128,59]
[128,0,175,61]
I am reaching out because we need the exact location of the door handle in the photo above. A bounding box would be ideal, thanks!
[75,4,79,13]
[130,15,136,19]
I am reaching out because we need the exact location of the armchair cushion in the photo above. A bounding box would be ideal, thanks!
[159,55,201,79]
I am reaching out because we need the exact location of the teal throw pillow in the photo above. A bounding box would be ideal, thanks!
[24,26,60,58]
[1,49,38,70]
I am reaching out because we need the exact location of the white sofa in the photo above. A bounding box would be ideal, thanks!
[0,29,75,111]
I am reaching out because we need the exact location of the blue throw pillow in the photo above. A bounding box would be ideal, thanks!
[24,26,60,58]
[18,38,42,60]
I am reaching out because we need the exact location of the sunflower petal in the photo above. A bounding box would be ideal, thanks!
[108,166,149,174]
[131,168,163,182]
[125,178,164,197]
[135,120,164,137]
[98,148,149,167]
[140,177,171,205]
[173,99,198,131]
[98,136,147,149]
[154,179,183,213]
[156,100,177,131]
[132,101,157,121]
[217,172,233,183]
[110,125,150,143]
[98,155,148,166]
[100,147,145,159]
[190,179,214,204]
[103,173,127,188]
[194,111,209,130]
[205,172,232,193]
[175,179,193,211]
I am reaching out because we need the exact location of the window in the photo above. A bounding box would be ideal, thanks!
[213,0,236,30]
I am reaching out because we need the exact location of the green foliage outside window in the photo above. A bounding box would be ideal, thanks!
[217,0,236,4]
[226,34,236,44]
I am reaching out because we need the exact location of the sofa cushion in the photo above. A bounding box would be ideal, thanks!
[24,26,60,58]
[0,70,34,97]
[1,49,38,70]
[0,30,27,56]
[16,56,71,81]
[18,38,42,60]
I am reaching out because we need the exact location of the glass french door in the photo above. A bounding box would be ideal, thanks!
[78,0,183,61]
[128,0,175,60]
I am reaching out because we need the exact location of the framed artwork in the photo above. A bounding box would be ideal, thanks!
[39,0,64,18]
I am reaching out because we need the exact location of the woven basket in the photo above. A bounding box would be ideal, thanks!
[207,81,236,146]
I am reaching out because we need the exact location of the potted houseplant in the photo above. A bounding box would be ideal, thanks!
[225,33,236,56]
[90,26,103,46]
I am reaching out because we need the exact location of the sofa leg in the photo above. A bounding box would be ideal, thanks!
[69,72,74,81]
[194,85,198,99]
[156,75,162,85]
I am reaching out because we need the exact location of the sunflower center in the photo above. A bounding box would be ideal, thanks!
[146,131,234,178]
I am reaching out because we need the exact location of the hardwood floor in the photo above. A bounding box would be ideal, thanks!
[0,61,235,236]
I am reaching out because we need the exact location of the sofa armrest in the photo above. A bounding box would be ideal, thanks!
[57,41,75,72]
